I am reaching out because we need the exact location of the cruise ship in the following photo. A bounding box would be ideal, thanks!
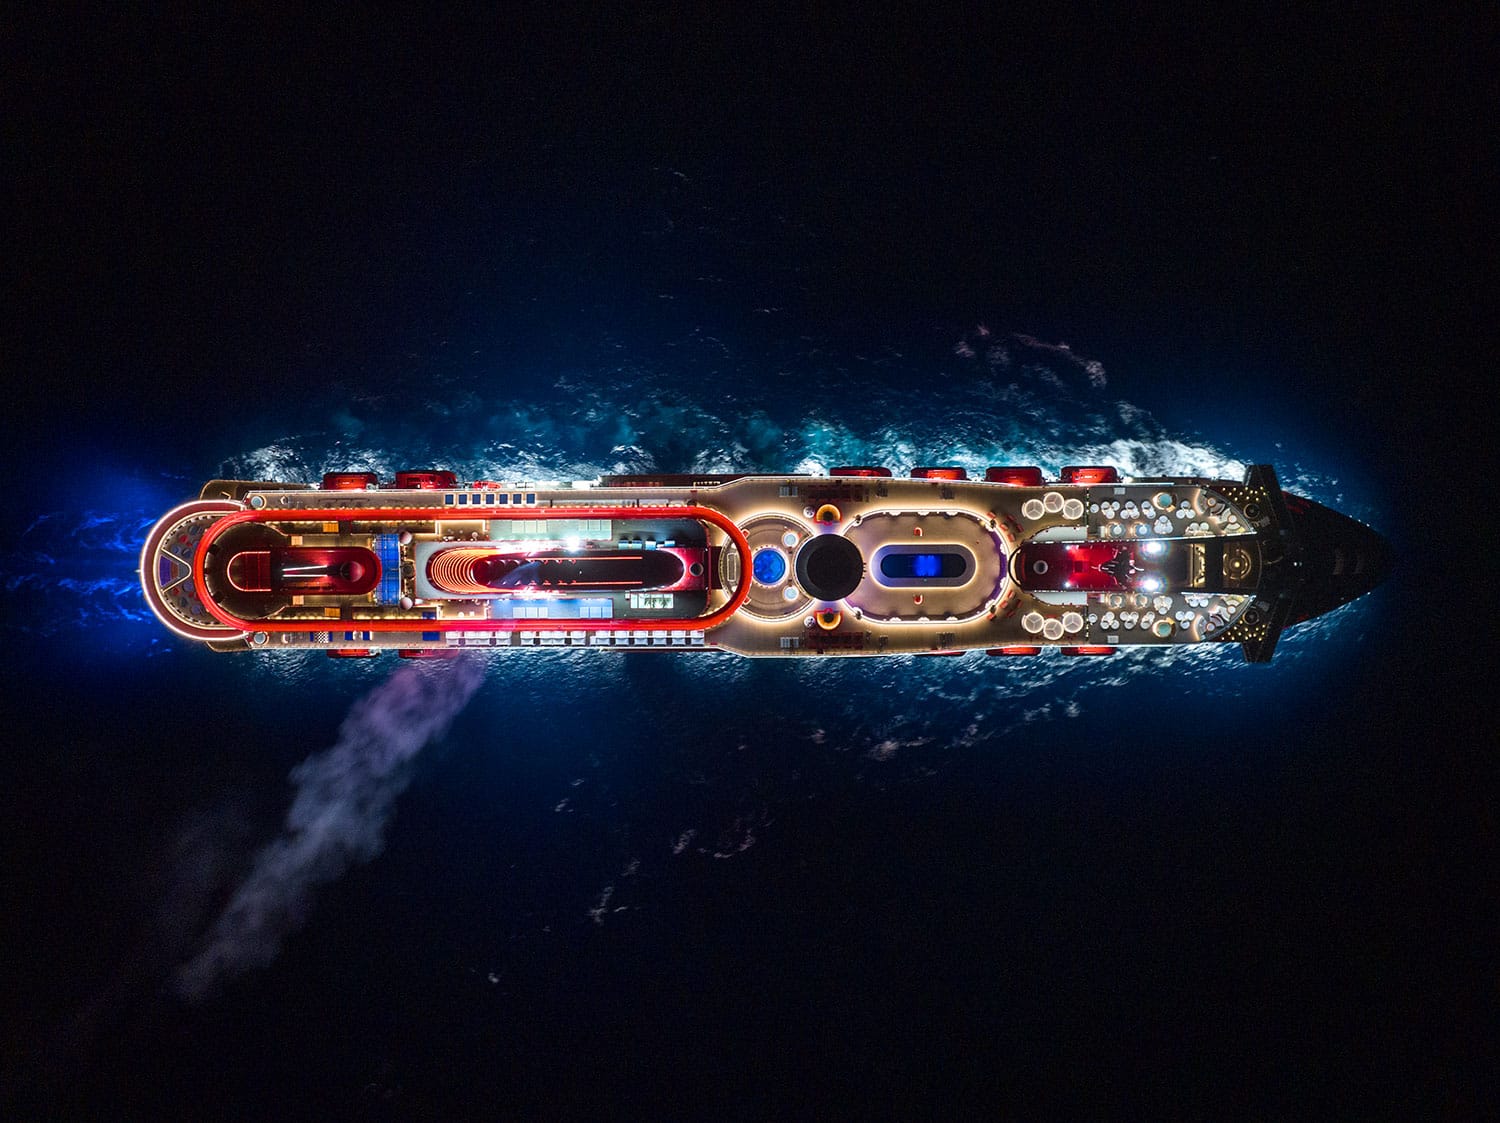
[140,464,1390,662]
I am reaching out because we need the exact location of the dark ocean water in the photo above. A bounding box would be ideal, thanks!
[4,12,1490,1118]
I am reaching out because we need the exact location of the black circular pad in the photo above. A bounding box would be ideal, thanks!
[795,535,864,601]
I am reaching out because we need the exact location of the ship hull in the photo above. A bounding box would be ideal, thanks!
[140,466,1389,662]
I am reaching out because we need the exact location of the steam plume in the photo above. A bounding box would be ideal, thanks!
[176,656,485,1000]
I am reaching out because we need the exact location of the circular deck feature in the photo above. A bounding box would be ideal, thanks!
[752,548,788,585]
[736,514,813,620]
[794,534,863,602]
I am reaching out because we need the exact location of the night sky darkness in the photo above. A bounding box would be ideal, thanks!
[3,10,1493,1117]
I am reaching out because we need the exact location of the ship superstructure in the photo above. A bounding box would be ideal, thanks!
[141,465,1389,662]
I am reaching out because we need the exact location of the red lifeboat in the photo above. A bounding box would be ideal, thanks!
[1062,646,1116,656]
[984,466,1045,486]
[910,466,968,480]
[830,466,892,478]
[322,471,379,491]
[392,470,458,490]
[1060,465,1120,484]
[328,648,378,658]
[985,645,1043,656]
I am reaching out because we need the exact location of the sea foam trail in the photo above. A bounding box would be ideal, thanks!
[176,656,486,1001]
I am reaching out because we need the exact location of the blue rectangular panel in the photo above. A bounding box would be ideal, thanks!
[372,535,403,604]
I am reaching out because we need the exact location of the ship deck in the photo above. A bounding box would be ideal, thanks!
[144,472,1270,656]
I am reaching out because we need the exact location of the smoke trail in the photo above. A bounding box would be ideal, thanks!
[175,656,486,1001]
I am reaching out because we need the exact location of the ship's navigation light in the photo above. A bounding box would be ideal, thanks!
[1140,576,1163,592]
[1142,540,1166,556]
[564,535,583,551]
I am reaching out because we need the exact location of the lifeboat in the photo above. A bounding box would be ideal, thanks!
[322,471,379,491]
[985,466,1045,486]
[392,470,458,490]
[1060,465,1120,484]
